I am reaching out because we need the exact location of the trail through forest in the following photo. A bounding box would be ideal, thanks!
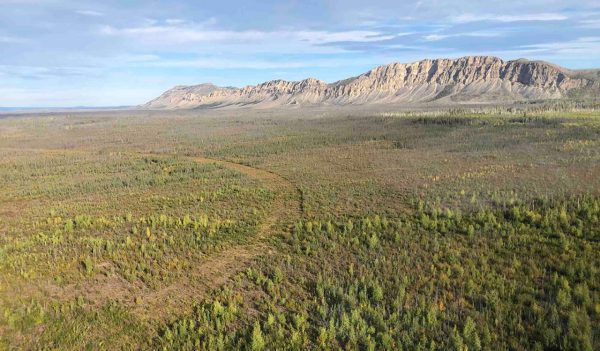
[7,148,304,320]
[135,155,303,319]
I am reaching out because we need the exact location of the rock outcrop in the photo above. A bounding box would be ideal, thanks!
[144,56,599,109]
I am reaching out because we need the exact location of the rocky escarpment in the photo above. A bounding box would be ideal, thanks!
[145,83,235,109]
[144,56,599,109]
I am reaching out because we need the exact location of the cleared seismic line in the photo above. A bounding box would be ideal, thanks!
[23,149,304,320]
[136,155,303,319]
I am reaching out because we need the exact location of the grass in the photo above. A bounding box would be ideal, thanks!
[0,102,598,350]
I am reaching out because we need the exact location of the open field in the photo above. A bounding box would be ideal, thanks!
[0,104,599,350]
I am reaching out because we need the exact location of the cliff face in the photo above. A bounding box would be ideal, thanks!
[145,83,234,109]
[144,56,599,109]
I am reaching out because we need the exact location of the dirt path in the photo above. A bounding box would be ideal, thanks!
[5,148,303,321]
[133,155,303,320]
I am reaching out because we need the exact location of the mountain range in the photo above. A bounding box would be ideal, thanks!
[144,56,600,109]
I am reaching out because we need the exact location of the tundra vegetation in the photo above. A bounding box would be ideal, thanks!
[0,102,598,350]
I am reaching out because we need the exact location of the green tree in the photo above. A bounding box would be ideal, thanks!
[463,317,481,351]
[251,321,265,351]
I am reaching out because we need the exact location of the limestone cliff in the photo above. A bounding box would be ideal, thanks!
[144,56,599,109]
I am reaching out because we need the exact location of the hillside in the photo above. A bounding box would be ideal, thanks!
[145,56,599,109]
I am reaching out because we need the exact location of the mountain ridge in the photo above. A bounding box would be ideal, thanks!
[144,56,600,109]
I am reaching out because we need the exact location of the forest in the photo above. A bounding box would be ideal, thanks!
[0,104,598,350]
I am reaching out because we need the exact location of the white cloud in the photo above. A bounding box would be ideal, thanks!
[146,58,315,70]
[76,10,104,17]
[452,13,568,23]
[100,23,396,45]
[422,34,448,41]
[517,37,600,56]
[579,18,600,28]
[0,35,28,43]
[141,57,379,70]
[423,31,505,41]
[119,54,162,63]
[0,64,100,80]
[386,43,419,49]
[296,31,395,43]
[100,25,267,43]
[165,18,187,25]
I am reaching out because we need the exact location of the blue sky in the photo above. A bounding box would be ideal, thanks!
[1,0,599,107]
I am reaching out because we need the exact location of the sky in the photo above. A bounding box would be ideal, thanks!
[1,0,599,107]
